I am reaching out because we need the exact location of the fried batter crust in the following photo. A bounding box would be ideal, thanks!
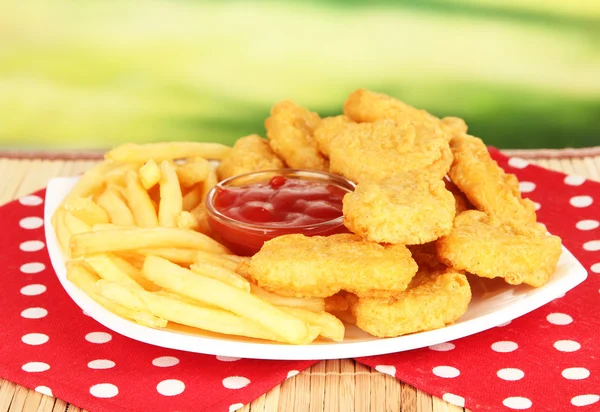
[216,135,285,180]
[449,135,536,225]
[265,101,327,171]
[436,210,562,287]
[247,234,418,298]
[349,267,471,338]
[343,172,455,245]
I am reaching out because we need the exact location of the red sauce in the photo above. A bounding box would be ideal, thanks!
[208,175,352,255]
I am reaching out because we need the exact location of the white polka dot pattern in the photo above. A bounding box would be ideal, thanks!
[547,313,573,325]
[570,196,593,208]
[432,366,460,378]
[85,332,112,344]
[156,379,185,396]
[19,217,43,229]
[576,220,599,230]
[583,240,600,251]
[561,367,590,380]
[503,397,532,409]
[22,362,50,372]
[19,195,43,206]
[90,383,118,398]
[564,175,586,186]
[20,284,46,296]
[222,376,251,389]
[497,368,525,381]
[21,333,49,345]
[19,240,45,252]
[20,262,45,274]
[442,393,465,407]
[518,182,536,193]
[88,359,116,370]
[553,340,581,352]
[20,307,47,319]
[152,356,180,367]
[375,365,396,376]
[491,341,518,353]
[429,342,455,351]
[35,386,53,397]
[229,403,245,412]
[571,394,599,407]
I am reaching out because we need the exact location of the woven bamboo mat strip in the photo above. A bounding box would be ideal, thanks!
[1,152,599,412]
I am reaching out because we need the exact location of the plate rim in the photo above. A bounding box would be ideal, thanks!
[44,176,589,360]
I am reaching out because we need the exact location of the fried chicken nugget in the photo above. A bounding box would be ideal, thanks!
[436,210,562,287]
[349,267,471,338]
[343,89,449,140]
[343,172,455,245]
[313,115,353,157]
[216,135,285,180]
[247,234,418,298]
[265,101,328,171]
[449,135,537,225]
[328,119,451,183]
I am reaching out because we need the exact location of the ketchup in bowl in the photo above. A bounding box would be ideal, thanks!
[205,169,355,256]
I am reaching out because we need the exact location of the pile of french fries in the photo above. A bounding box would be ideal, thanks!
[52,142,345,344]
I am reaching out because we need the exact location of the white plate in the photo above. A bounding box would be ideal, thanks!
[45,177,588,360]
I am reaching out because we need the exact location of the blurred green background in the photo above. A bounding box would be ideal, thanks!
[1,0,599,150]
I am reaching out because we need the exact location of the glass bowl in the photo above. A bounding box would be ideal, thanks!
[205,169,356,256]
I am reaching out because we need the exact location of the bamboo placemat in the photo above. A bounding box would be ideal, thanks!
[1,151,599,412]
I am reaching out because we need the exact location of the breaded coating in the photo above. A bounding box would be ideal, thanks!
[449,135,537,225]
[247,234,418,299]
[343,172,455,245]
[349,267,471,338]
[440,116,468,140]
[328,119,451,183]
[265,101,328,171]
[313,115,353,157]
[436,210,562,287]
[216,135,285,180]
[444,178,471,214]
[343,89,451,140]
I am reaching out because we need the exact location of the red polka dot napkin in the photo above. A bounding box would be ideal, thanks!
[0,149,598,412]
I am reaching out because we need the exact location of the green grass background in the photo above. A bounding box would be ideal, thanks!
[1,0,599,149]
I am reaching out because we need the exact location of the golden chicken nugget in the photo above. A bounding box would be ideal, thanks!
[436,210,562,287]
[313,115,353,157]
[343,172,455,245]
[449,135,537,225]
[328,119,450,183]
[444,178,471,214]
[216,134,285,181]
[349,267,471,338]
[247,234,418,299]
[265,101,327,171]
[343,89,447,140]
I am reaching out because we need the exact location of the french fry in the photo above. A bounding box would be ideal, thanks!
[200,168,218,206]
[66,261,167,328]
[176,211,199,230]
[250,284,326,312]
[182,184,204,211]
[105,142,232,163]
[135,248,199,265]
[279,307,345,342]
[190,262,250,292]
[139,159,161,189]
[104,163,140,186]
[70,227,230,257]
[176,157,212,187]
[92,223,136,231]
[124,171,158,227]
[95,280,286,342]
[84,254,145,290]
[64,161,116,203]
[195,250,240,272]
[142,256,313,344]
[107,254,161,291]
[64,197,110,226]
[52,208,71,255]
[64,211,92,235]
[158,160,182,227]
[97,187,135,226]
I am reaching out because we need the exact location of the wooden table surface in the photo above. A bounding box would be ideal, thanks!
[1,148,599,412]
